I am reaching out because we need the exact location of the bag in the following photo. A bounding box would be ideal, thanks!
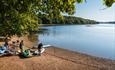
[0,46,7,54]
[22,50,29,58]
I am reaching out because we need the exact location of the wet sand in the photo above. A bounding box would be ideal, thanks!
[0,46,115,70]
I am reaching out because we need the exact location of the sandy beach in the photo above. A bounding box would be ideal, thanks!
[0,46,115,70]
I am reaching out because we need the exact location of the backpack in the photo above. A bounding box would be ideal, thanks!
[22,50,29,58]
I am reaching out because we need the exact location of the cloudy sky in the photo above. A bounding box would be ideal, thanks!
[74,0,115,22]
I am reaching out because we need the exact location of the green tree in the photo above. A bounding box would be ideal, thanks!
[104,0,115,7]
[0,0,84,37]
[0,0,114,37]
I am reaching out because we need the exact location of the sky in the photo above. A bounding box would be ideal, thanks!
[73,0,115,22]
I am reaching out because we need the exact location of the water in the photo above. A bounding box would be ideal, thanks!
[38,24,115,60]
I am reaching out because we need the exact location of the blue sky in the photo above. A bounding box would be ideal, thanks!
[73,0,115,22]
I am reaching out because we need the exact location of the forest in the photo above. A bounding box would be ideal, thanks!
[38,16,96,25]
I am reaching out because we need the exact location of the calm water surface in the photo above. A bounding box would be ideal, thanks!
[38,24,115,60]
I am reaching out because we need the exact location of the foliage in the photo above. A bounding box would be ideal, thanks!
[39,16,96,24]
[0,0,114,37]
[103,0,115,7]
[0,0,84,37]
[0,0,39,37]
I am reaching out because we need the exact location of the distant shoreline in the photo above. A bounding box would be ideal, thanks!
[97,22,115,24]
[38,23,99,27]
[38,22,115,27]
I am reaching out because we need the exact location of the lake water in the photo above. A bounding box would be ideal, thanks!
[38,24,115,60]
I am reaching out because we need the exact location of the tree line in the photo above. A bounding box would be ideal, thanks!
[38,16,96,25]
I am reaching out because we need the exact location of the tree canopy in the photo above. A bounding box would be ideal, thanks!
[0,0,114,37]
[104,0,115,7]
[0,0,84,37]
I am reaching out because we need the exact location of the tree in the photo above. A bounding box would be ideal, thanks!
[0,0,84,37]
[104,0,115,7]
[0,0,38,37]
[0,0,114,37]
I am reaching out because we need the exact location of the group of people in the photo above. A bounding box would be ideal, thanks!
[0,37,43,58]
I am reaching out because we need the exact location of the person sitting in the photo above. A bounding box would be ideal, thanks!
[11,41,17,55]
[18,41,44,58]
[19,40,31,58]
[37,43,43,56]
[0,37,14,55]
[4,37,10,50]
[16,40,20,47]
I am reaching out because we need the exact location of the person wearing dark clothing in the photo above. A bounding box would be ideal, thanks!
[4,37,11,50]
[37,43,43,56]
[19,40,24,53]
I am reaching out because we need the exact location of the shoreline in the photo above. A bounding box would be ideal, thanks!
[45,46,115,69]
[0,35,115,70]
[0,46,115,70]
[49,46,115,61]
[38,23,98,27]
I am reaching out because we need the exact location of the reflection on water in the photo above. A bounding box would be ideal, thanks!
[38,24,115,60]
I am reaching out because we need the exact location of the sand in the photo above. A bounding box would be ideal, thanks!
[0,36,115,70]
[0,46,115,70]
